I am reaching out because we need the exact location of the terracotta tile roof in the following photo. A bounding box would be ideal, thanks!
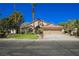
[41,24,63,30]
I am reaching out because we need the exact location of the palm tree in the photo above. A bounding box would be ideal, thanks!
[32,3,36,22]
[32,3,37,27]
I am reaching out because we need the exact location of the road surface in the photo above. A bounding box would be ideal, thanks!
[0,31,79,56]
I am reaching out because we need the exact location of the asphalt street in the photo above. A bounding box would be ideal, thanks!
[0,40,79,56]
[0,31,79,56]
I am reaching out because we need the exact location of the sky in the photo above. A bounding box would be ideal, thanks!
[0,3,79,24]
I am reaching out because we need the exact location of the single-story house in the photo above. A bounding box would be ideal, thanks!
[20,19,63,31]
[41,24,63,31]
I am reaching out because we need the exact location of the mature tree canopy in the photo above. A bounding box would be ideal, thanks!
[0,12,24,30]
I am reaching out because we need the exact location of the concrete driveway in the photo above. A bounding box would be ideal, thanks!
[42,31,79,41]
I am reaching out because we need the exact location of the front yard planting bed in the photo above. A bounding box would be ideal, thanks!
[7,33,38,40]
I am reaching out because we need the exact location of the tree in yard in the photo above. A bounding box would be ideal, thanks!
[73,19,79,28]
[59,22,67,26]
[0,12,24,34]
[8,12,24,33]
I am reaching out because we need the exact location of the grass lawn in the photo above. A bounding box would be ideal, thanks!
[7,33,38,40]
